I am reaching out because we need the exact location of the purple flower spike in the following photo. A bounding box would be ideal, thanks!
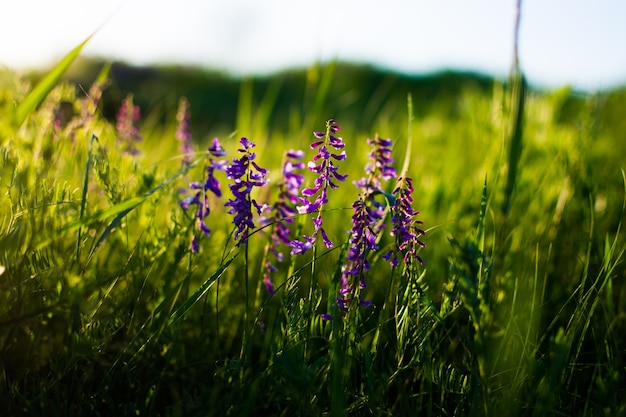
[260,149,305,292]
[224,137,269,245]
[178,137,228,252]
[290,119,347,254]
[337,196,380,310]
[383,176,426,267]
[355,134,397,195]
[116,94,143,156]
[334,134,399,313]
[200,138,229,198]
[176,97,193,166]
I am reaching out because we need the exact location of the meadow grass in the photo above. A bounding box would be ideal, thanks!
[1,40,626,417]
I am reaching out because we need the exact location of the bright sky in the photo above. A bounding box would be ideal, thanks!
[1,0,625,91]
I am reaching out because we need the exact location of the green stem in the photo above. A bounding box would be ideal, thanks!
[304,243,317,360]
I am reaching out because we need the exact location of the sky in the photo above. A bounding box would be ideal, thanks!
[1,0,625,91]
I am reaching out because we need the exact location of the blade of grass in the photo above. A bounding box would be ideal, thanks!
[112,252,236,368]
[76,134,98,263]
[167,252,236,327]
[400,93,414,177]
[502,0,525,216]
[95,61,112,85]
[14,35,92,127]
[255,76,282,134]
[501,70,525,216]
[302,61,336,138]
[236,78,254,136]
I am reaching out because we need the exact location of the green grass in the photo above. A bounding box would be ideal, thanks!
[1,41,626,417]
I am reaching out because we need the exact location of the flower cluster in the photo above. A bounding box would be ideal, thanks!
[383,176,426,267]
[115,94,142,156]
[338,135,397,310]
[175,97,193,166]
[337,196,377,311]
[172,115,425,316]
[178,138,228,252]
[354,135,397,194]
[290,119,347,254]
[225,137,269,245]
[260,149,305,293]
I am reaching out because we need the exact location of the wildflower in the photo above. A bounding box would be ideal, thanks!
[353,134,397,240]
[178,190,211,253]
[189,137,228,197]
[354,135,397,194]
[383,176,426,267]
[178,137,228,252]
[289,234,316,255]
[290,119,347,254]
[176,97,193,166]
[338,135,397,310]
[116,94,142,155]
[260,149,305,293]
[208,136,227,157]
[225,137,269,245]
[337,196,379,310]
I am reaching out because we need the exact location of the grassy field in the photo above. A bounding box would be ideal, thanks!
[1,41,626,416]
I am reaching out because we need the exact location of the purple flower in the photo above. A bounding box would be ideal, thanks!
[260,149,305,293]
[336,196,381,310]
[195,138,229,198]
[333,135,398,311]
[224,137,269,245]
[178,137,228,252]
[289,234,316,255]
[290,119,347,255]
[354,135,397,195]
[337,136,396,311]
[383,176,426,267]
[176,97,193,166]
[367,136,396,180]
[178,191,212,253]
[116,94,142,156]
[208,137,227,157]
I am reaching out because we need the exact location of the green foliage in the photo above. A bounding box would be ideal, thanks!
[1,53,626,417]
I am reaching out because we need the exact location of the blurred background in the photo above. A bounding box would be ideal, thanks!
[2,0,626,91]
[3,0,626,151]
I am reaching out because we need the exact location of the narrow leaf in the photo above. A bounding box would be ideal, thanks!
[14,35,92,127]
[167,254,237,327]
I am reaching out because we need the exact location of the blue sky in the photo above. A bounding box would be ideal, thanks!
[2,0,625,90]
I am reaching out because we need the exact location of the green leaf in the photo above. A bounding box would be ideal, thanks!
[400,92,413,177]
[14,35,92,127]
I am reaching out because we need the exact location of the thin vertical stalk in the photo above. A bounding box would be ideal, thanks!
[400,93,413,177]
[76,134,98,264]
[502,0,525,216]
[304,243,317,359]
